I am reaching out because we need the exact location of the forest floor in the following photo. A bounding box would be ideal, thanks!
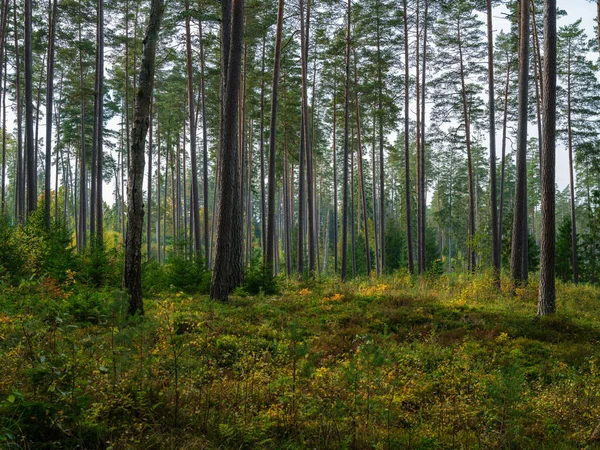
[1,273,600,449]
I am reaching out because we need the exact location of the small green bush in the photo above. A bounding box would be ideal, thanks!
[239,253,279,296]
[166,255,210,294]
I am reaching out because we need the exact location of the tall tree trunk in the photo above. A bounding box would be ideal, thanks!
[372,108,379,274]
[499,60,512,257]
[402,0,413,274]
[487,0,500,285]
[350,128,356,278]
[259,37,267,257]
[78,20,87,249]
[415,0,422,274]
[54,74,63,223]
[211,0,245,301]
[377,1,385,274]
[123,0,164,315]
[419,0,429,274]
[197,16,210,266]
[1,58,6,217]
[341,0,351,281]
[246,121,253,265]
[566,49,579,283]
[457,19,476,273]
[95,0,105,245]
[157,118,161,263]
[538,0,556,315]
[333,74,339,275]
[266,0,284,271]
[299,0,315,275]
[24,0,35,216]
[0,0,7,217]
[353,52,371,275]
[511,0,530,285]
[146,100,153,259]
[185,0,201,257]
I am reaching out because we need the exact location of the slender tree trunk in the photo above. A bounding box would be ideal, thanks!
[283,118,291,275]
[350,128,356,278]
[415,0,422,274]
[211,0,245,300]
[259,37,267,257]
[48,0,58,229]
[353,52,371,275]
[124,0,164,315]
[185,0,201,257]
[78,20,87,249]
[419,0,429,273]
[487,0,500,285]
[1,58,6,217]
[246,121,253,265]
[403,0,413,274]
[95,0,105,245]
[25,0,35,216]
[511,0,530,285]
[157,118,162,263]
[538,0,556,315]
[566,51,578,283]
[0,0,6,216]
[457,19,476,273]
[146,100,153,259]
[266,0,284,271]
[333,69,338,274]
[54,74,63,223]
[299,0,315,275]
[341,0,351,281]
[499,60,512,256]
[196,16,210,266]
[377,2,385,273]
[372,108,379,274]
[123,0,131,242]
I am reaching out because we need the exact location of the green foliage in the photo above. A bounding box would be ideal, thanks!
[556,216,574,282]
[2,274,600,449]
[238,251,279,296]
[0,219,25,283]
[165,255,211,294]
[384,219,406,273]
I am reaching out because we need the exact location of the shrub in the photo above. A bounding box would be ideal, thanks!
[166,255,210,294]
[239,253,279,296]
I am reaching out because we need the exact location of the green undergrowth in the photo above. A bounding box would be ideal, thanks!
[1,273,600,449]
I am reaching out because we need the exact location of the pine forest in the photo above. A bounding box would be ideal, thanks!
[1,0,600,448]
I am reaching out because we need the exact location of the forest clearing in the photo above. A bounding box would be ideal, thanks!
[1,263,600,449]
[2,0,600,447]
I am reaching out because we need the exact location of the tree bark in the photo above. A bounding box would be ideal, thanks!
[185,0,201,258]
[487,0,500,285]
[266,0,285,272]
[341,0,351,281]
[403,0,414,274]
[78,19,87,249]
[259,37,267,258]
[25,0,35,216]
[196,15,210,266]
[211,0,245,301]
[43,0,56,225]
[419,0,429,274]
[538,0,556,315]
[353,52,371,275]
[511,0,530,285]
[457,18,476,273]
[123,0,164,315]
[565,49,579,283]
[146,100,153,260]
[95,0,105,245]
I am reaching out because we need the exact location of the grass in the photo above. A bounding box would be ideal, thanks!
[1,273,600,449]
